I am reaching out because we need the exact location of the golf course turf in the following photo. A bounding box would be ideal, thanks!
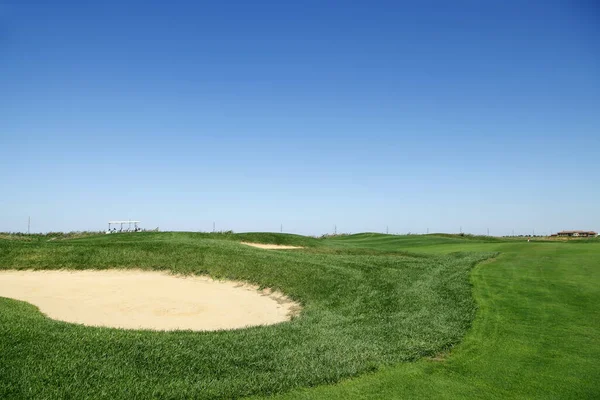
[1,232,598,399]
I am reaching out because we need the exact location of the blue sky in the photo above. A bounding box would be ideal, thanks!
[1,1,599,235]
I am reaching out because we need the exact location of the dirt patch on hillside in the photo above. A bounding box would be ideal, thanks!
[241,242,304,250]
[0,269,300,331]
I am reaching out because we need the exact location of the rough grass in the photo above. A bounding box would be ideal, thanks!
[0,232,491,399]
[269,240,600,399]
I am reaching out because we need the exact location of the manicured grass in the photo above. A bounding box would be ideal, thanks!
[0,232,491,399]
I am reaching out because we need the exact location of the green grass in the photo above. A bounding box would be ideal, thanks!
[268,239,600,399]
[0,232,490,399]
[323,233,504,251]
[1,232,598,399]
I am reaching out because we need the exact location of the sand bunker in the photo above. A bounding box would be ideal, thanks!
[0,269,300,331]
[241,242,304,250]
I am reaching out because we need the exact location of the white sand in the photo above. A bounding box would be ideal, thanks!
[0,269,300,331]
[241,242,304,250]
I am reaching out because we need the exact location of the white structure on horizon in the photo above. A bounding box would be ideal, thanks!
[107,220,141,233]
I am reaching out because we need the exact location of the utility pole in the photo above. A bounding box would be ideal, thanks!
[487,228,489,236]
[280,224,283,233]
[460,226,462,234]
[213,222,215,233]
[28,216,30,234]
[334,224,337,235]
[427,228,429,234]
[386,226,389,234]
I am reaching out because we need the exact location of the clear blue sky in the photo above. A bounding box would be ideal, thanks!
[1,1,598,236]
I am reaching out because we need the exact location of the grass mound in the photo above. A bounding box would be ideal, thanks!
[0,232,491,399]
[323,232,501,251]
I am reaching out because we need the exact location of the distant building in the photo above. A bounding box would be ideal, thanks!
[555,230,598,237]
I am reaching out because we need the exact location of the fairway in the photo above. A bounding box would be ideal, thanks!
[1,233,599,399]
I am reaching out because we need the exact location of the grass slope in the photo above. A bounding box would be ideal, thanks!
[323,233,505,251]
[0,232,490,399]
[268,240,600,399]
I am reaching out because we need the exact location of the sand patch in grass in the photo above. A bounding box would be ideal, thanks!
[0,269,300,331]
[241,242,304,250]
